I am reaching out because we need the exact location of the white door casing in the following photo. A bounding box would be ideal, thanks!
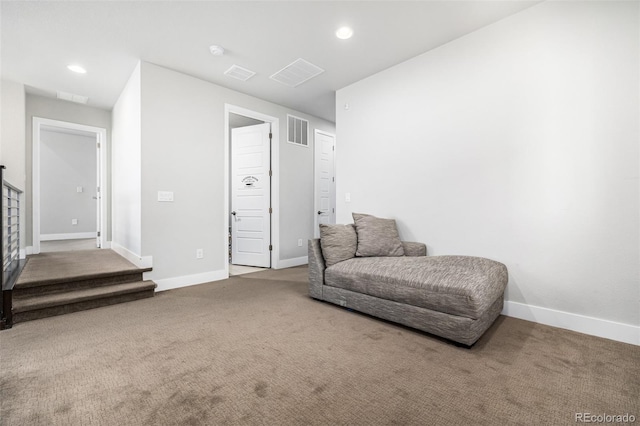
[231,123,271,267]
[314,130,336,237]
[32,117,107,254]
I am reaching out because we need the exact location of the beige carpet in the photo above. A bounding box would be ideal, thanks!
[1,266,638,425]
[16,250,143,286]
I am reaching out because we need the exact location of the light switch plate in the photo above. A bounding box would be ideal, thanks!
[158,191,174,202]
[76,186,83,193]
[345,193,351,202]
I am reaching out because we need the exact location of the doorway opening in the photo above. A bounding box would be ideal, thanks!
[32,118,107,254]
[225,105,280,275]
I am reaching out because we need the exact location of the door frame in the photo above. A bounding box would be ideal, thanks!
[224,104,280,275]
[313,129,336,238]
[32,117,108,254]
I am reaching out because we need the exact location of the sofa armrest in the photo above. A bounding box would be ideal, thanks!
[308,239,325,299]
[402,241,427,257]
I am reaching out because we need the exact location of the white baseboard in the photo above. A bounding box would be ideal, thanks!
[25,246,33,256]
[111,242,153,269]
[276,256,308,269]
[153,269,228,292]
[101,241,112,249]
[40,232,97,241]
[502,301,639,346]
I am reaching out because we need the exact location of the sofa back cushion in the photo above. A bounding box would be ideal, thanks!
[319,224,358,266]
[352,213,405,257]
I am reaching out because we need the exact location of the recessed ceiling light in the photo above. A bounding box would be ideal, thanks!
[209,45,225,56]
[336,27,353,40]
[67,64,87,74]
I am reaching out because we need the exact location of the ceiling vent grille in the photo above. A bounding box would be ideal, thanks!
[287,115,309,147]
[224,65,256,81]
[270,58,324,88]
[56,91,88,104]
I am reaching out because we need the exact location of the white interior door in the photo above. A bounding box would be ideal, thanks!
[314,130,336,237]
[231,123,271,267]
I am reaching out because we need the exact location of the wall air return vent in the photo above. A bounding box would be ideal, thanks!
[287,115,309,147]
[270,58,324,88]
[56,91,88,104]
[224,65,256,81]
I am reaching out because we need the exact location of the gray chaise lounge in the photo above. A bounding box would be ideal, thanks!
[308,216,508,346]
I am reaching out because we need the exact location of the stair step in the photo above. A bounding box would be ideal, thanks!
[12,289,156,324]
[13,280,156,313]
[5,250,158,327]
[14,270,145,297]
[15,250,151,289]
[15,268,151,289]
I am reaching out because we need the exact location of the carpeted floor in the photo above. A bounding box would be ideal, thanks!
[1,266,638,425]
[16,250,143,285]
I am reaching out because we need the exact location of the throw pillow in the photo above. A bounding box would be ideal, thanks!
[319,224,358,267]
[352,213,405,257]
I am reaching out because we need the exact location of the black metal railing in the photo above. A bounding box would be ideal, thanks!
[1,165,25,329]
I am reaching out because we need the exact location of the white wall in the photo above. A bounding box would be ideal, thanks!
[336,1,639,343]
[136,62,334,287]
[40,130,97,235]
[111,63,142,258]
[0,80,26,186]
[0,80,26,251]
[113,62,335,290]
[25,94,112,246]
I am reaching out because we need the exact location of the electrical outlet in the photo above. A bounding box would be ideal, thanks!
[158,191,174,202]
[298,239,303,247]
[196,249,204,259]
[71,219,78,225]
[345,193,351,202]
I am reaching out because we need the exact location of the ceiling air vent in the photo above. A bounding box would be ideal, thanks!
[287,115,309,147]
[224,65,256,82]
[56,91,88,104]
[270,58,324,88]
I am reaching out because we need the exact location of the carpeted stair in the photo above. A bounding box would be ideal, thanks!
[11,250,156,324]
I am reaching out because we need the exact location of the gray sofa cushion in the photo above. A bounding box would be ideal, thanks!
[402,242,427,257]
[324,255,508,319]
[319,224,357,267]
[352,213,404,257]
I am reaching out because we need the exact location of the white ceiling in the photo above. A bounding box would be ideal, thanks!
[1,1,539,122]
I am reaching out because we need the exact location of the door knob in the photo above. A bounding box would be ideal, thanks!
[231,211,236,216]
[317,211,322,215]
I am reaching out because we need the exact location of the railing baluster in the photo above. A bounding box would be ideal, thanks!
[1,165,25,329]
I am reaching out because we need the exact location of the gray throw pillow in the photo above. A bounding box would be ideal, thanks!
[352,213,405,257]
[319,224,357,267]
